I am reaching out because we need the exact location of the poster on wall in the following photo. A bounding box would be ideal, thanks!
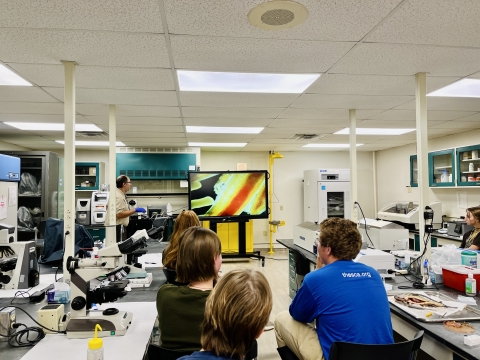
[8,186,17,207]
[0,194,6,220]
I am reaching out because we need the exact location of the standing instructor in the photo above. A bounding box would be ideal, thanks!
[115,175,145,240]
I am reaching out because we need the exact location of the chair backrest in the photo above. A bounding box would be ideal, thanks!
[147,344,193,360]
[329,330,424,360]
[162,268,188,286]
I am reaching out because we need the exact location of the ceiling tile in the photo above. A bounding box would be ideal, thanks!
[165,0,401,41]
[429,121,480,130]
[396,98,480,112]
[0,102,64,114]
[269,119,348,128]
[116,131,184,138]
[116,105,181,118]
[0,29,170,67]
[242,144,302,151]
[86,116,183,126]
[183,118,272,127]
[0,114,85,123]
[332,43,480,76]
[307,74,460,96]
[117,125,183,132]
[278,108,384,120]
[368,109,477,121]
[187,134,256,141]
[180,92,298,108]
[0,86,58,102]
[367,0,480,47]
[291,94,413,109]
[171,35,354,73]
[0,0,163,32]
[182,107,284,119]
[44,88,178,106]
[9,64,175,90]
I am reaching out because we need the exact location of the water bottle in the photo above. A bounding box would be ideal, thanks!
[166,203,173,216]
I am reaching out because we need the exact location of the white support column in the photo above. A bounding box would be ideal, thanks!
[62,61,76,283]
[349,109,358,222]
[415,73,430,263]
[106,105,117,247]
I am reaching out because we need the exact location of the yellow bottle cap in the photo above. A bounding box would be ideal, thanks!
[88,324,103,350]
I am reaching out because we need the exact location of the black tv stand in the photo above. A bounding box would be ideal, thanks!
[208,220,265,267]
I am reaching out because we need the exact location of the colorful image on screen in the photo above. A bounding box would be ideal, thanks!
[188,171,268,219]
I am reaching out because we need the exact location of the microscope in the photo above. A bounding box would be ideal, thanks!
[64,229,149,338]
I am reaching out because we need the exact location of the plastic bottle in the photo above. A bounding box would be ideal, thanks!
[465,273,477,297]
[166,203,172,216]
[87,324,103,360]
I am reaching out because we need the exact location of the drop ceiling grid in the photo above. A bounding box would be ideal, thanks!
[179,92,299,108]
[269,118,350,128]
[395,98,480,111]
[7,64,176,90]
[366,0,480,48]
[0,87,61,103]
[164,0,402,42]
[278,108,385,120]
[181,106,285,119]
[86,116,183,126]
[0,102,65,114]
[0,114,86,123]
[183,118,273,127]
[0,0,164,33]
[291,94,414,109]
[367,109,478,121]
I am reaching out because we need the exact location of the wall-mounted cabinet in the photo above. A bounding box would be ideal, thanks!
[75,162,105,191]
[456,145,480,187]
[428,149,455,187]
[409,155,418,187]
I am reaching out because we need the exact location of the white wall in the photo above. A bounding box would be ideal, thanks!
[201,150,375,248]
[376,129,480,219]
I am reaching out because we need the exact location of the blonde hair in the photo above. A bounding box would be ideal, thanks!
[201,269,272,358]
[176,227,221,283]
[162,210,200,269]
[319,217,362,260]
[467,206,480,223]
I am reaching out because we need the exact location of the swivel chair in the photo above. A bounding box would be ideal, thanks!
[329,330,424,360]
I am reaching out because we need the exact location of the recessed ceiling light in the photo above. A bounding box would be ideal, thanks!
[334,128,415,135]
[186,126,263,134]
[4,122,102,131]
[177,70,320,93]
[0,64,32,86]
[303,144,364,148]
[188,142,247,147]
[56,140,125,146]
[428,78,480,98]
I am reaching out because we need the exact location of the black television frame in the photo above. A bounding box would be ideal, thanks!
[187,170,269,221]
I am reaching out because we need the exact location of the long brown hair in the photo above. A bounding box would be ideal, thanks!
[176,227,221,283]
[201,269,272,358]
[162,210,200,269]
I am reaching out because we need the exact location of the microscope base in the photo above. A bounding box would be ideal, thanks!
[66,310,133,339]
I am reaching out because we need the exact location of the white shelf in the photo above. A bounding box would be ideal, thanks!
[461,171,480,174]
[461,158,480,162]
[434,166,452,170]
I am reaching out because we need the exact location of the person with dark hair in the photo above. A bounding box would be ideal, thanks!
[163,210,201,269]
[275,217,393,360]
[156,227,222,351]
[461,206,480,249]
[115,175,145,228]
[179,269,273,360]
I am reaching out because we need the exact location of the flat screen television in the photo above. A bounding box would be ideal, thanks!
[188,170,269,221]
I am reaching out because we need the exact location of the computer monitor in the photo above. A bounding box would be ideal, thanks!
[147,205,167,218]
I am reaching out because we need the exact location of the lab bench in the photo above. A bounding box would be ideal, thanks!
[277,238,480,360]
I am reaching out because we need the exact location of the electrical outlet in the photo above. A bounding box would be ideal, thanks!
[263,231,267,236]
[408,186,412,193]
[280,205,283,211]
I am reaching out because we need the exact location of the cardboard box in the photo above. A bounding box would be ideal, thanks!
[89,167,96,175]
[442,265,480,292]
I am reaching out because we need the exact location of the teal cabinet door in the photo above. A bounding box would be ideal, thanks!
[428,149,455,187]
[456,145,480,187]
[410,155,418,187]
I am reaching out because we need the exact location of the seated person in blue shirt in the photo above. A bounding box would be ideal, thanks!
[156,227,222,351]
[275,217,394,360]
[179,269,273,360]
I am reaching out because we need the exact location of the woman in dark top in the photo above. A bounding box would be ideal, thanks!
[460,206,480,249]
[157,227,222,351]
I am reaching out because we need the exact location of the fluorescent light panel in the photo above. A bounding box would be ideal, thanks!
[428,78,480,98]
[0,65,32,86]
[177,70,320,94]
[189,142,247,147]
[303,144,364,148]
[56,140,125,146]
[186,126,263,134]
[4,122,102,131]
[334,128,415,135]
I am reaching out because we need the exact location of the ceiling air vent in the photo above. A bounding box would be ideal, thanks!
[289,134,324,141]
[248,1,308,31]
[77,131,108,138]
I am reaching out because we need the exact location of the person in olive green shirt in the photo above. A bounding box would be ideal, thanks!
[156,227,222,351]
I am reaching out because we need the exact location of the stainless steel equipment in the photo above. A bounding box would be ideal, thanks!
[91,191,109,225]
[377,201,442,229]
[447,221,474,237]
[304,169,351,224]
[76,198,91,226]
